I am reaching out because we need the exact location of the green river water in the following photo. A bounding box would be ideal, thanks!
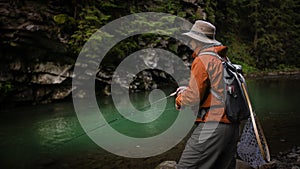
[0,77,299,169]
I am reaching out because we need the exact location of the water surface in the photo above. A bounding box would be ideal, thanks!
[1,77,299,168]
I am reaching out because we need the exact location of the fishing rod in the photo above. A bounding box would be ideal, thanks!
[57,91,178,148]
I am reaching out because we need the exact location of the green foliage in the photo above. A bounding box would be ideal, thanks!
[248,0,300,69]
[224,35,257,74]
[203,0,217,23]
[68,6,111,53]
[215,0,300,70]
[52,0,299,71]
[0,82,13,94]
[54,14,69,24]
[61,0,192,60]
[129,0,200,21]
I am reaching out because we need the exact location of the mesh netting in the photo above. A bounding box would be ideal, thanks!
[237,118,269,168]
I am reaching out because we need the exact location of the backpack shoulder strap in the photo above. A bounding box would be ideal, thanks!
[198,51,225,61]
[197,51,226,103]
[199,51,239,74]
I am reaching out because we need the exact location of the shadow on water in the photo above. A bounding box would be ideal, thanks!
[0,77,299,168]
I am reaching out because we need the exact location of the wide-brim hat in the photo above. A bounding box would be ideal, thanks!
[183,20,220,44]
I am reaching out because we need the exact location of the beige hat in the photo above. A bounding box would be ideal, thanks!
[183,20,220,44]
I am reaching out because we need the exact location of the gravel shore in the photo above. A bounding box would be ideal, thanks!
[34,144,300,169]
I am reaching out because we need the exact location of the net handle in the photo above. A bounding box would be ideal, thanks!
[255,114,271,162]
[241,83,270,162]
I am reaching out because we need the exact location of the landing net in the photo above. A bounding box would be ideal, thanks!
[237,117,270,168]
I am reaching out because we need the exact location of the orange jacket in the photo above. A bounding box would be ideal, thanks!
[176,45,231,123]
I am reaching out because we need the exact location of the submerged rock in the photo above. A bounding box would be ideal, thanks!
[273,146,300,169]
[154,161,177,169]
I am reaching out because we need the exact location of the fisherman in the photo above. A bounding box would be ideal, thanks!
[175,20,239,169]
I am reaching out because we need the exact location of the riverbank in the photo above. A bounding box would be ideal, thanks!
[1,69,299,109]
[245,69,300,79]
[155,146,300,169]
[273,146,300,169]
[32,142,300,169]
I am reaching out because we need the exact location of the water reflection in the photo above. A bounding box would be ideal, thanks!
[36,116,77,148]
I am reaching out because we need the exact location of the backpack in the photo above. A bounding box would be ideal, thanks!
[198,51,250,123]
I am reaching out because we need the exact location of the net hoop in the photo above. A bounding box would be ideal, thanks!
[241,83,270,162]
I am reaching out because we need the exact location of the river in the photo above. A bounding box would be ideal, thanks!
[0,76,299,169]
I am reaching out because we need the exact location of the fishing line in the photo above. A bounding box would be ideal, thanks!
[51,91,178,150]
[138,91,177,111]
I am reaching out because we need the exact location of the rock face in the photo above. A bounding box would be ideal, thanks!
[0,0,74,105]
[0,0,202,106]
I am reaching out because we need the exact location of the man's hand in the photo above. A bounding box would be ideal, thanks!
[176,86,187,95]
[175,86,187,110]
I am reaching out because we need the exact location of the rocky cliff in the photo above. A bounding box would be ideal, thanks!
[0,0,202,106]
[0,0,74,105]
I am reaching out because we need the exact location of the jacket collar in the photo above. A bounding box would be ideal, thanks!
[192,45,228,58]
